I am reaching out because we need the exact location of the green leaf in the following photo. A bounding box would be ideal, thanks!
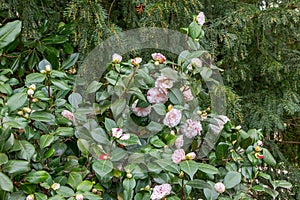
[273,180,292,189]
[51,79,70,90]
[223,171,241,189]
[92,160,113,178]
[123,178,136,192]
[155,159,180,174]
[0,172,13,191]
[77,139,90,156]
[198,163,219,175]
[50,70,67,78]
[62,53,79,70]
[2,160,30,175]
[56,186,75,197]
[118,134,141,146]
[0,83,12,95]
[90,127,109,144]
[215,142,230,160]
[43,35,68,44]
[262,148,276,166]
[7,92,27,111]
[188,21,202,39]
[30,111,55,123]
[34,192,48,200]
[240,137,252,149]
[111,98,126,117]
[68,93,82,108]
[200,67,212,81]
[0,20,22,49]
[25,73,46,84]
[110,148,127,162]
[168,88,184,105]
[0,153,8,166]
[152,103,166,116]
[40,134,55,149]
[55,127,74,137]
[150,136,166,148]
[86,81,102,94]
[77,180,93,192]
[67,172,82,189]
[104,118,117,133]
[179,160,199,180]
[25,170,51,184]
[187,179,211,189]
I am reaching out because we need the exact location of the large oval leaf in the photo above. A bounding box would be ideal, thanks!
[7,92,27,111]
[0,172,13,191]
[224,171,241,189]
[0,20,22,49]
[92,160,113,178]
[25,170,51,184]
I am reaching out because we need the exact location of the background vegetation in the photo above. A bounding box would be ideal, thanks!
[0,0,299,199]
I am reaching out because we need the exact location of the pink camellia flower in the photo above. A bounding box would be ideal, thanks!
[155,75,174,92]
[191,58,203,67]
[120,133,130,140]
[152,53,166,65]
[175,135,184,149]
[147,87,169,104]
[181,86,194,102]
[131,57,142,66]
[186,152,196,160]
[112,53,122,64]
[214,182,226,193]
[197,12,205,26]
[132,99,152,117]
[112,128,130,140]
[62,110,75,122]
[112,128,123,138]
[172,149,185,164]
[150,183,172,200]
[180,119,202,138]
[75,194,84,200]
[163,108,182,128]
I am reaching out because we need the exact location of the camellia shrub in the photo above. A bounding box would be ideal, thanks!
[0,13,292,200]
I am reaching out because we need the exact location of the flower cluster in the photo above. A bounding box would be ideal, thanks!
[254,140,264,159]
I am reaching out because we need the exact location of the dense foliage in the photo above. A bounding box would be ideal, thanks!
[0,0,299,199]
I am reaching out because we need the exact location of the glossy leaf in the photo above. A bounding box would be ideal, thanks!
[198,163,219,175]
[62,53,79,70]
[179,160,199,180]
[92,160,113,178]
[7,92,27,111]
[40,134,55,149]
[25,170,51,184]
[0,20,22,49]
[0,172,13,191]
[25,73,46,84]
[224,171,241,189]
[2,160,30,175]
[262,148,276,167]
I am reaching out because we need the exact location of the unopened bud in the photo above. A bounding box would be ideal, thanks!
[185,152,196,160]
[92,188,97,193]
[126,173,132,179]
[29,84,36,90]
[23,107,32,113]
[214,182,225,193]
[154,61,160,66]
[51,183,60,190]
[167,104,173,112]
[26,194,34,200]
[75,194,84,200]
[45,65,51,72]
[40,70,46,74]
[27,89,34,96]
[17,110,24,116]
[179,171,185,178]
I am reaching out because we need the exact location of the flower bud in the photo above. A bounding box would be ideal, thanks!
[40,70,46,74]
[214,182,225,193]
[179,171,185,178]
[51,183,60,190]
[23,107,32,113]
[185,152,196,160]
[144,185,150,191]
[32,98,39,103]
[92,188,97,193]
[167,104,173,112]
[126,173,133,179]
[235,125,242,130]
[255,146,261,152]
[29,84,36,90]
[45,65,51,72]
[75,194,84,200]
[26,194,35,200]
[27,89,34,96]
[17,110,24,116]
[154,60,160,66]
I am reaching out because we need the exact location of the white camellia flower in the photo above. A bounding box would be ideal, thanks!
[75,194,84,200]
[131,57,142,66]
[51,183,60,190]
